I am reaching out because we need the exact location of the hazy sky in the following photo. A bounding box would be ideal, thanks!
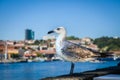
[0,0,120,40]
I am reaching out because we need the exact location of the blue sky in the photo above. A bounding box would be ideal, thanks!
[0,0,120,40]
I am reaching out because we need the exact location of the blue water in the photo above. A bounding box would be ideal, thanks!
[0,60,120,80]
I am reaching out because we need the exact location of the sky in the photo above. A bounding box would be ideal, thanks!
[0,0,120,40]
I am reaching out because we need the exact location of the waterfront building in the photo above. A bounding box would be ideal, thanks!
[81,37,92,45]
[43,35,55,40]
[25,29,35,40]
[0,40,25,60]
[19,47,25,57]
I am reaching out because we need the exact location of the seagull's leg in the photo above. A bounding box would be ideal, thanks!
[70,62,74,75]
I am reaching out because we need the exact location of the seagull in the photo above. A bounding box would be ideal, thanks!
[48,27,100,75]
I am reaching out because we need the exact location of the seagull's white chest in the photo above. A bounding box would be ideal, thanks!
[55,32,67,60]
[55,36,64,55]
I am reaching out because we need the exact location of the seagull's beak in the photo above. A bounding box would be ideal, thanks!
[48,30,54,34]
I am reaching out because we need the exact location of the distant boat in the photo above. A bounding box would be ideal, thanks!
[33,57,45,62]
[27,59,32,62]
[39,58,45,62]
[113,56,118,60]
[52,56,62,61]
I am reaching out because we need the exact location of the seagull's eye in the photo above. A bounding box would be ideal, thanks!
[57,28,60,30]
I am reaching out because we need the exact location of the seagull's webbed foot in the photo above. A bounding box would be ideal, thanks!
[70,62,74,75]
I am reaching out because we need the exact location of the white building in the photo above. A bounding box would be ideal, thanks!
[43,35,55,40]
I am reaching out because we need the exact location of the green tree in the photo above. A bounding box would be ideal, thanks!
[34,40,40,45]
[39,40,47,45]
[94,37,120,51]
[11,54,20,59]
[66,36,79,40]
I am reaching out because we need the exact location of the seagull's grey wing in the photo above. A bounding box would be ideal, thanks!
[62,40,80,49]
[62,40,99,59]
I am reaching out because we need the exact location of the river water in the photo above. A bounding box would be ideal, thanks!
[0,60,120,80]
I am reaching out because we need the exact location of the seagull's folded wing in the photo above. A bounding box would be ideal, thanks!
[62,40,100,59]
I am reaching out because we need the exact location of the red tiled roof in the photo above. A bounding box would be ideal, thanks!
[24,53,37,57]
[39,50,56,54]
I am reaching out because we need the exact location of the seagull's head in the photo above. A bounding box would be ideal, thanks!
[48,27,66,35]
